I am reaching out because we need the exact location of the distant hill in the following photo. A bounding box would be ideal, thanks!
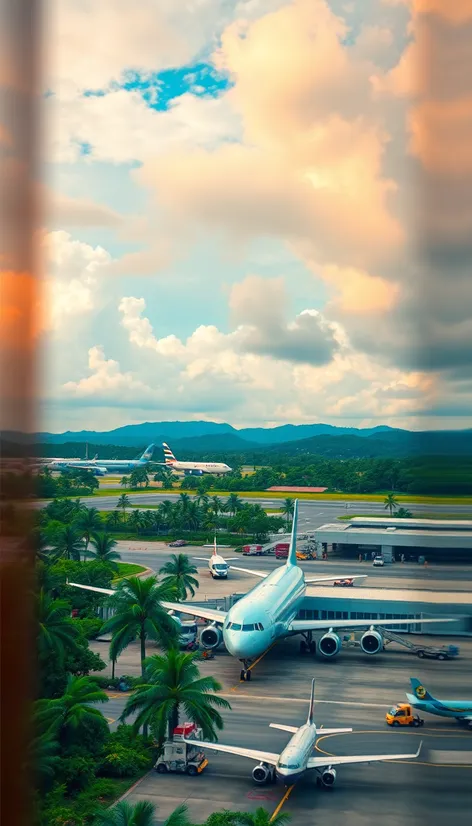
[265,430,472,458]
[7,420,404,448]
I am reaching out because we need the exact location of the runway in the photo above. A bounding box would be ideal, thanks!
[93,632,472,825]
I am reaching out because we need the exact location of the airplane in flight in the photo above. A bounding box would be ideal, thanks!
[47,444,155,476]
[183,678,422,787]
[193,537,239,579]
[157,442,232,475]
[406,678,472,727]
[68,500,456,682]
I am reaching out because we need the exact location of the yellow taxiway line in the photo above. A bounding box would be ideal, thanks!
[229,642,278,690]
[270,784,295,822]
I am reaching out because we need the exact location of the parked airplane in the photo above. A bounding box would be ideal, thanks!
[406,678,472,727]
[193,537,239,579]
[157,442,232,475]
[48,444,155,476]
[184,678,422,787]
[68,500,456,682]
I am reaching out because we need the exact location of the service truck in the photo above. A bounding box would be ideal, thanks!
[154,723,208,775]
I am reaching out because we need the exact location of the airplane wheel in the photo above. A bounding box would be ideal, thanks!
[309,642,317,654]
[246,669,252,681]
[300,641,307,654]
[240,670,246,681]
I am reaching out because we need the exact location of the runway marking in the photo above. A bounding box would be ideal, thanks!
[270,784,295,822]
[315,730,472,768]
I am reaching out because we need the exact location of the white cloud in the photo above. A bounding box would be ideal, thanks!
[41,231,112,332]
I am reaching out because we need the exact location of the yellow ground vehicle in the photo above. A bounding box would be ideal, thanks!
[386,704,424,727]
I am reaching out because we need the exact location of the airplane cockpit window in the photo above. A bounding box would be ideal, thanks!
[230,623,242,630]
[255,622,265,630]
[242,624,255,631]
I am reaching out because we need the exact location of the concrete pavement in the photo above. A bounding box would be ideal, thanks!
[94,633,472,825]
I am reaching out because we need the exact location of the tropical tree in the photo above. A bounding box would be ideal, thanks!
[37,590,80,664]
[117,494,132,522]
[35,674,108,742]
[128,509,145,535]
[281,498,294,529]
[234,808,291,826]
[211,495,223,519]
[76,507,103,561]
[178,492,191,513]
[159,554,199,600]
[106,510,122,531]
[384,492,399,517]
[89,532,121,566]
[120,475,130,488]
[196,492,210,511]
[159,500,174,530]
[224,493,241,517]
[129,467,150,489]
[101,577,179,677]
[50,524,85,562]
[121,649,231,743]
[93,800,193,826]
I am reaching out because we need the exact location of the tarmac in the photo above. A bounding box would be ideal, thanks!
[94,632,472,826]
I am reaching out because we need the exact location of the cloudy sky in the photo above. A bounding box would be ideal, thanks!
[40,0,472,433]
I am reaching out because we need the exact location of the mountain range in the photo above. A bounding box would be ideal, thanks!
[3,420,472,459]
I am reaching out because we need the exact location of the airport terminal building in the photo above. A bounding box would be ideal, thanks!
[314,516,472,563]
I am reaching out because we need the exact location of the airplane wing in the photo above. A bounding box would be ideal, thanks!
[305,574,367,585]
[307,741,422,770]
[193,557,240,562]
[67,582,227,624]
[289,617,457,633]
[182,739,279,765]
[229,566,268,579]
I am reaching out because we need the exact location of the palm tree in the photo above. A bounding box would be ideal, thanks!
[36,674,108,740]
[281,498,294,529]
[50,524,85,561]
[159,554,199,600]
[37,590,80,664]
[384,492,399,517]
[121,648,231,742]
[93,801,192,826]
[106,510,122,531]
[120,475,130,488]
[159,500,174,530]
[128,509,145,535]
[101,577,179,677]
[211,495,223,518]
[117,494,132,522]
[235,808,291,826]
[196,492,210,511]
[76,507,103,561]
[225,493,241,517]
[89,532,121,565]
[396,507,412,519]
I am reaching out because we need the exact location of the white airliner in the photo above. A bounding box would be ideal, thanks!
[193,537,239,579]
[157,442,232,476]
[68,500,456,682]
[47,444,155,476]
[184,679,422,787]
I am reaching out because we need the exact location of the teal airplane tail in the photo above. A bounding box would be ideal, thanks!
[307,678,316,725]
[410,678,435,702]
[287,499,299,566]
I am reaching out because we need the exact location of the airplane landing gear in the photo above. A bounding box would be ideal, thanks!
[240,661,252,681]
[300,633,316,655]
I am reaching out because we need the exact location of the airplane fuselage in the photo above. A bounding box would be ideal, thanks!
[49,458,151,473]
[167,460,232,475]
[407,695,472,721]
[222,563,306,662]
[276,723,317,783]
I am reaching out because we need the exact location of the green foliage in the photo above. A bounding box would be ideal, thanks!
[99,744,150,777]
[89,532,121,565]
[159,553,199,600]
[93,800,156,826]
[56,755,97,794]
[122,648,231,743]
[102,576,179,675]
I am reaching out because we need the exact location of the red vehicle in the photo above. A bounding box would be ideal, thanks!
[242,544,263,556]
[169,539,187,547]
[275,543,290,559]
[333,578,354,587]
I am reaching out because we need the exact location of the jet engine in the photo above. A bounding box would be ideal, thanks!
[185,469,203,476]
[252,763,270,784]
[200,624,222,650]
[360,629,383,655]
[320,768,337,787]
[317,632,342,658]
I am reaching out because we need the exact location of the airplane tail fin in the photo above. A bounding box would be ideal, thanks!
[409,678,435,702]
[140,444,155,461]
[286,499,299,566]
[162,442,176,466]
[307,678,316,726]
[212,536,218,557]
